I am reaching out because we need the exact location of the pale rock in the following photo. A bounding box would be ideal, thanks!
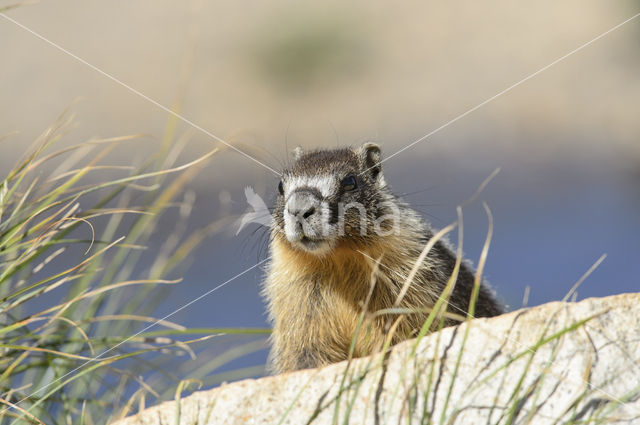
[112,293,640,424]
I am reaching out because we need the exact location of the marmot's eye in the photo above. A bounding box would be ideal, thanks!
[341,175,357,191]
[278,181,284,195]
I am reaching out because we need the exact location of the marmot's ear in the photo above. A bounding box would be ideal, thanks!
[292,146,304,161]
[358,142,382,180]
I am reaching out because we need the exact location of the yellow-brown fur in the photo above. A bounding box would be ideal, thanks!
[263,144,503,373]
[264,231,443,372]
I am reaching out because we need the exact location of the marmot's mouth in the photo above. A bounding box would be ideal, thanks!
[300,235,322,246]
[294,235,332,254]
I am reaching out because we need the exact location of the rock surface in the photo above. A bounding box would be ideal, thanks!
[113,293,640,425]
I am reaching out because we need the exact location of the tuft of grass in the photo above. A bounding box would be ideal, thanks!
[0,111,268,424]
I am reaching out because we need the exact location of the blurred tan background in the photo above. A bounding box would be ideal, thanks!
[2,0,639,170]
[1,0,639,381]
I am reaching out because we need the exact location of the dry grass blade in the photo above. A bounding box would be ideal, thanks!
[468,202,494,318]
[562,254,607,302]
[459,167,500,208]
[44,278,181,318]
[30,315,95,355]
[1,236,126,306]
[0,343,104,362]
[47,165,136,183]
[5,111,75,183]
[392,222,457,308]
[0,396,44,425]
[86,315,186,331]
[30,247,66,274]
[27,134,143,180]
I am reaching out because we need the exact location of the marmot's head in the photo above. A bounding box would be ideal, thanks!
[272,143,397,255]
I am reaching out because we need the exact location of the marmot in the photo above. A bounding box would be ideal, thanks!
[263,143,503,373]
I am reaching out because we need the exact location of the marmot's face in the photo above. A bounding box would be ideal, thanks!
[272,143,389,255]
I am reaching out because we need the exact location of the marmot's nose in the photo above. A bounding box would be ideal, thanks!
[286,192,319,222]
[288,205,316,220]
